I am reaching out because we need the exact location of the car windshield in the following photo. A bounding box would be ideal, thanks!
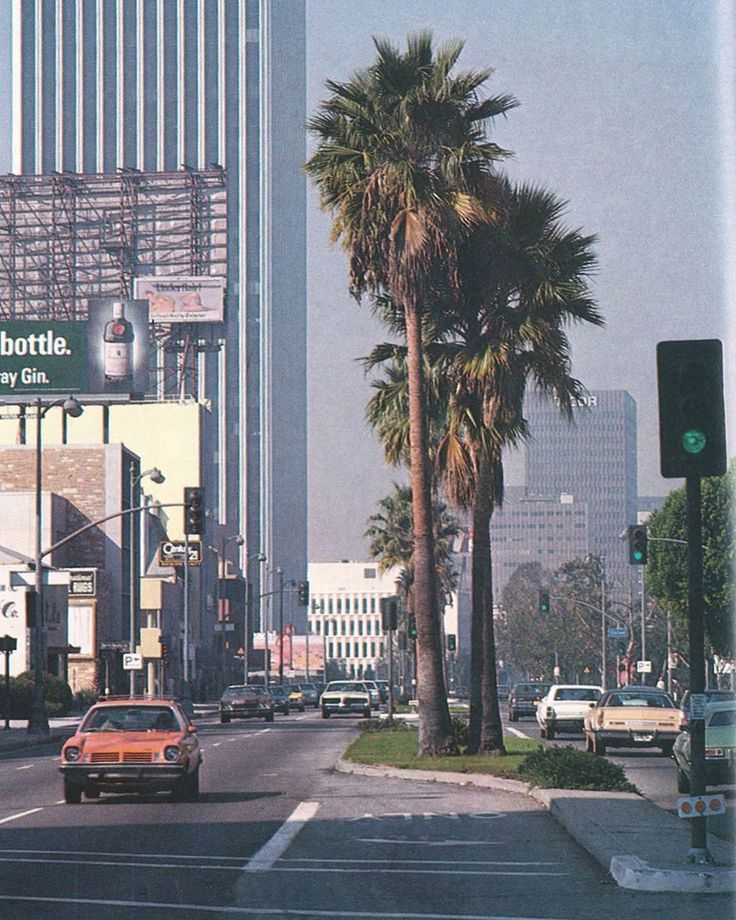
[606,693,675,709]
[82,706,180,732]
[516,684,548,693]
[708,709,736,727]
[223,686,255,698]
[326,682,365,692]
[555,688,601,701]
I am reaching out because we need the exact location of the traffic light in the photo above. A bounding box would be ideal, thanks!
[656,339,727,479]
[159,634,171,667]
[380,597,399,631]
[447,634,457,652]
[627,524,648,565]
[297,580,310,605]
[539,591,550,615]
[408,616,417,639]
[183,487,205,535]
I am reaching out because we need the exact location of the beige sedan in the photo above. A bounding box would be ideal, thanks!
[584,686,679,756]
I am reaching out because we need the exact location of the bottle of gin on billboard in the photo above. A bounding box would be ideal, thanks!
[103,301,134,385]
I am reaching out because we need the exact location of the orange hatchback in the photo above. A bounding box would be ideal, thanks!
[59,697,202,803]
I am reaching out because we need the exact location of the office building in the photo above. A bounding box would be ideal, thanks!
[10,0,308,623]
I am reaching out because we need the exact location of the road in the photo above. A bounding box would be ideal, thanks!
[504,714,736,842]
[0,709,732,920]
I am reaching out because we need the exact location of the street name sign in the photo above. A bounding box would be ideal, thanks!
[607,627,628,639]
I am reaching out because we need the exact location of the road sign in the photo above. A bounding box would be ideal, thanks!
[122,653,143,670]
[689,693,707,721]
[607,627,628,639]
[69,569,97,597]
[158,540,202,566]
[636,660,652,673]
[676,794,725,819]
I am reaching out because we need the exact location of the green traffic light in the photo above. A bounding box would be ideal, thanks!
[633,550,643,562]
[682,429,706,454]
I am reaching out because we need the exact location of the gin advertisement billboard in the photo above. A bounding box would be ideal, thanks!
[0,322,88,396]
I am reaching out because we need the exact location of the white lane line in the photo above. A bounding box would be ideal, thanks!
[212,742,222,748]
[0,894,572,919]
[16,764,33,771]
[279,858,561,867]
[0,847,245,861]
[505,726,530,739]
[245,801,320,872]
[271,867,567,877]
[0,808,43,826]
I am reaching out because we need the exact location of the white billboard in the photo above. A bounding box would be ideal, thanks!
[133,276,225,324]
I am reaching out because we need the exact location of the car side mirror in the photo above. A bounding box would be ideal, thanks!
[187,724,197,734]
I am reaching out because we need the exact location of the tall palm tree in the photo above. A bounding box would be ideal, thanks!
[365,180,602,753]
[306,32,518,755]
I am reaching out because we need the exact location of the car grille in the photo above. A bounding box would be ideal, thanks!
[123,752,154,764]
[89,751,155,764]
[90,752,119,763]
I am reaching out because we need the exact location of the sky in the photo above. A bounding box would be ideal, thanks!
[306,0,735,560]
[0,2,731,564]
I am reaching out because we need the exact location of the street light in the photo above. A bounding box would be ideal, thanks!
[129,464,165,696]
[28,396,84,735]
[247,552,266,684]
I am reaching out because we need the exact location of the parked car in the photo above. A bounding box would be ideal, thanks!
[362,679,381,710]
[507,682,551,721]
[678,688,736,731]
[59,697,202,803]
[673,700,736,793]
[220,684,274,723]
[584,686,679,756]
[536,684,602,739]
[293,683,320,708]
[287,686,306,712]
[268,685,291,715]
[320,680,372,719]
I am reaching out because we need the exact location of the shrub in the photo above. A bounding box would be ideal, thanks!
[516,745,638,793]
[450,715,469,750]
[73,688,99,714]
[10,672,73,719]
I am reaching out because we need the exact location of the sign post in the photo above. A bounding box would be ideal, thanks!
[0,635,17,729]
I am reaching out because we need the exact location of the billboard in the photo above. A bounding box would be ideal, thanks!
[0,322,88,396]
[86,298,149,397]
[133,276,225,324]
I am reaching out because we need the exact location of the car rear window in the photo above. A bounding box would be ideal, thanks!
[607,694,674,708]
[708,709,736,727]
[556,688,601,701]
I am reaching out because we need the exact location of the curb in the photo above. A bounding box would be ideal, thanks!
[335,758,736,894]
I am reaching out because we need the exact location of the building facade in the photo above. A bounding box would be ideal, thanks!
[524,390,638,595]
[10,0,308,623]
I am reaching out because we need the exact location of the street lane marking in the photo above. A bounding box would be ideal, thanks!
[506,727,531,739]
[271,867,567,877]
[0,847,246,862]
[280,858,561,867]
[16,764,33,770]
[0,895,574,918]
[358,838,502,846]
[245,801,320,871]
[0,808,43,826]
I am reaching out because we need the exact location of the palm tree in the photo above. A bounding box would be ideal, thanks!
[365,179,602,753]
[306,32,518,755]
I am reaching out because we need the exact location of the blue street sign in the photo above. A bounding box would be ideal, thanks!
[607,627,628,639]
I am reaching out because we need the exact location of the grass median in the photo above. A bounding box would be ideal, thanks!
[344,723,538,778]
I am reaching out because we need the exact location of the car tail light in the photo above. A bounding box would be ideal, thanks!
[705,748,726,759]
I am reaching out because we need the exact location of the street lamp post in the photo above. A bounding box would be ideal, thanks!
[28,396,84,735]
[247,552,266,684]
[129,464,165,696]
[277,567,284,684]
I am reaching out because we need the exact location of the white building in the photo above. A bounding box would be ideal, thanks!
[307,562,402,679]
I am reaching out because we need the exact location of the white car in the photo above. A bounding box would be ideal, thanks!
[362,679,381,710]
[536,684,602,740]
[320,681,372,719]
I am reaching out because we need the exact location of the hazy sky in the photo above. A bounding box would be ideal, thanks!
[306,0,735,560]
[0,3,731,564]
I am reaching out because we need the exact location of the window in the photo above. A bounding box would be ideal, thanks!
[364,568,376,578]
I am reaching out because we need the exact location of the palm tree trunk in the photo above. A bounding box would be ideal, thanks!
[466,468,488,754]
[404,301,455,756]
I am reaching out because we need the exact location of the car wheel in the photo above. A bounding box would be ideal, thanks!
[509,710,518,722]
[321,709,330,719]
[220,713,230,724]
[546,725,555,741]
[584,732,593,753]
[660,743,673,757]
[185,766,200,801]
[363,707,371,718]
[539,725,546,739]
[64,778,82,804]
[265,711,275,723]
[677,767,691,794]
[592,734,606,756]
[284,704,290,715]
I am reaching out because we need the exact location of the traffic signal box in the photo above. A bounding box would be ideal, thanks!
[408,616,417,639]
[297,581,310,605]
[183,487,205,535]
[380,596,399,631]
[539,590,550,614]
[447,634,457,652]
[656,339,727,479]
[627,524,648,565]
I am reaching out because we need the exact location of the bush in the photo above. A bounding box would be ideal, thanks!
[450,715,469,750]
[73,688,99,714]
[3,672,74,719]
[516,745,638,793]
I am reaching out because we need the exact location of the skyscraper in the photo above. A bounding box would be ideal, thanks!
[524,390,638,594]
[10,0,308,610]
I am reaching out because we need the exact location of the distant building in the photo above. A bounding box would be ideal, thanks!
[524,390,638,595]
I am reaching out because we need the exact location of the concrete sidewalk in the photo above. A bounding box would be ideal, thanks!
[336,758,736,894]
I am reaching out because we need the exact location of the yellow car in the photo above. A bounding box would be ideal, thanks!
[287,685,306,712]
[584,686,679,756]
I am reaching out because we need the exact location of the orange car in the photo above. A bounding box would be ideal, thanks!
[59,697,202,803]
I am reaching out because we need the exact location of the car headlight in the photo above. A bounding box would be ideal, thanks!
[64,746,81,763]
[221,702,231,710]
[164,745,181,763]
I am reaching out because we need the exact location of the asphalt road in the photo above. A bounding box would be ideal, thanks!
[504,714,736,843]
[0,709,733,920]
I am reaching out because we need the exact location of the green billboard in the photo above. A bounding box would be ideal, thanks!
[0,322,88,396]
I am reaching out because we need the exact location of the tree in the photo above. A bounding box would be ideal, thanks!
[646,466,734,660]
[306,32,518,755]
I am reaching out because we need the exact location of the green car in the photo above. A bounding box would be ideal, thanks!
[673,700,736,794]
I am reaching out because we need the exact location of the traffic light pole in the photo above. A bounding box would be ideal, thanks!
[685,475,709,864]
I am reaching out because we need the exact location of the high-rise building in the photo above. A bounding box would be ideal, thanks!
[524,390,638,594]
[10,0,308,622]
